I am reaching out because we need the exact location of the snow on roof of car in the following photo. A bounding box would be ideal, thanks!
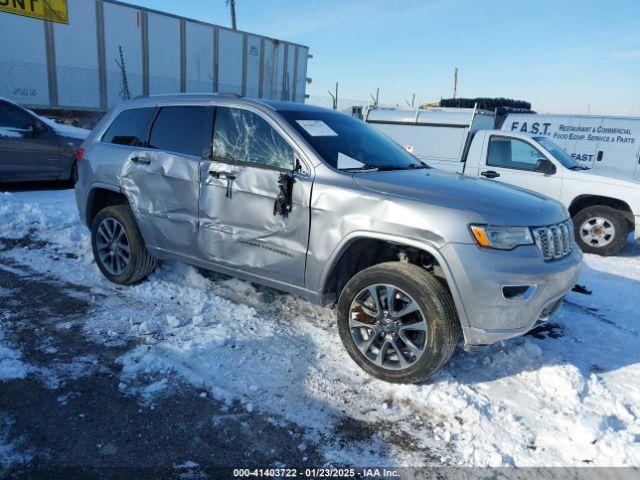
[0,96,89,139]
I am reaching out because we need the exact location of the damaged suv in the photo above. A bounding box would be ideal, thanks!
[75,94,582,383]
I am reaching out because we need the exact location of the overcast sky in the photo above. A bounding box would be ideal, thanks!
[134,0,640,115]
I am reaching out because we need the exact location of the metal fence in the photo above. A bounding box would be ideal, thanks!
[0,58,50,107]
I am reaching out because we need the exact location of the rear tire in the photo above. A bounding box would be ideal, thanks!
[337,262,459,384]
[91,205,156,285]
[573,205,628,256]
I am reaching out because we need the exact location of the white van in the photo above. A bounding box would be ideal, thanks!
[365,107,495,167]
[501,114,640,179]
[365,106,640,256]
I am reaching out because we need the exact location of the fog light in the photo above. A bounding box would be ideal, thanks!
[502,285,536,300]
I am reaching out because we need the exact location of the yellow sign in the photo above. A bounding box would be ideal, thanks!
[0,0,68,24]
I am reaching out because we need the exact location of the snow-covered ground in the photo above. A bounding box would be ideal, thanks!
[1,189,639,467]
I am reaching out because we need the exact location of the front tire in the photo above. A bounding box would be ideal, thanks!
[573,205,629,256]
[91,205,156,285]
[337,262,459,384]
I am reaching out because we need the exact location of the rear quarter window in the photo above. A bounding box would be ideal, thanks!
[101,107,157,146]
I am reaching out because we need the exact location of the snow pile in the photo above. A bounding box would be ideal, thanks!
[0,326,29,381]
[0,192,49,239]
[1,189,640,467]
[0,191,90,256]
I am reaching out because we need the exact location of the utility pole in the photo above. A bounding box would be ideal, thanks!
[453,67,458,99]
[226,0,237,30]
[369,87,379,107]
[328,82,338,110]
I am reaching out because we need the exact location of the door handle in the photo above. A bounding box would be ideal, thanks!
[131,156,150,165]
[481,170,500,179]
[208,170,236,181]
[209,170,236,198]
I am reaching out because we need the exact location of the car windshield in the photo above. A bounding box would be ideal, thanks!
[534,136,587,170]
[279,109,427,171]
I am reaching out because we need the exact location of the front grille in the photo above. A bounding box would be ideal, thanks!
[532,220,573,261]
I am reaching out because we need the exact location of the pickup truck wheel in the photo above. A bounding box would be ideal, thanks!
[573,205,629,256]
[91,205,157,285]
[337,262,458,384]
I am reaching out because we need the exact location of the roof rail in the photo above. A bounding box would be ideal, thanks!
[214,92,243,98]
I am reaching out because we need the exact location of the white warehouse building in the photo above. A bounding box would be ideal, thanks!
[0,0,310,112]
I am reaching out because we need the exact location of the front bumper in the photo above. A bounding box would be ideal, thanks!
[441,242,582,346]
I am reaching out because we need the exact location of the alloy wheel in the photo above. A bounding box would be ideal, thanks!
[349,284,428,371]
[96,217,131,275]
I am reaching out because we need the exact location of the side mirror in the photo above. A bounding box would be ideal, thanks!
[293,156,303,173]
[535,158,556,175]
[273,172,295,216]
[26,120,46,137]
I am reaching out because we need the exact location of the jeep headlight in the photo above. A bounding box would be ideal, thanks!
[470,225,534,250]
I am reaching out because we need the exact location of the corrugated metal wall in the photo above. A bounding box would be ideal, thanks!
[0,0,309,110]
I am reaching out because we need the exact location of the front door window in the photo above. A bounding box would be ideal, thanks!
[212,107,294,170]
[487,137,545,172]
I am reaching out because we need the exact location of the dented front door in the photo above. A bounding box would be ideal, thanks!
[197,106,311,285]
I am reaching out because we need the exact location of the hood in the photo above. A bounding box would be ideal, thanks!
[353,168,568,226]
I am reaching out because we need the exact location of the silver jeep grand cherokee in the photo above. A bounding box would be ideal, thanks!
[75,94,582,383]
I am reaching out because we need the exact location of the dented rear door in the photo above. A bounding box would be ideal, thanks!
[120,105,213,255]
[198,106,311,285]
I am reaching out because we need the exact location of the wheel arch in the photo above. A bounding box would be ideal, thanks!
[85,184,130,227]
[317,232,470,327]
[568,195,635,229]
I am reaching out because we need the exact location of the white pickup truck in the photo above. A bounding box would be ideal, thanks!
[366,107,640,256]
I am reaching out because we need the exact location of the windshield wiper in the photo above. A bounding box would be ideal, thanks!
[342,163,429,173]
[341,165,380,172]
[375,164,429,171]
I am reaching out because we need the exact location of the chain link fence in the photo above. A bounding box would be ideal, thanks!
[0,58,50,107]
